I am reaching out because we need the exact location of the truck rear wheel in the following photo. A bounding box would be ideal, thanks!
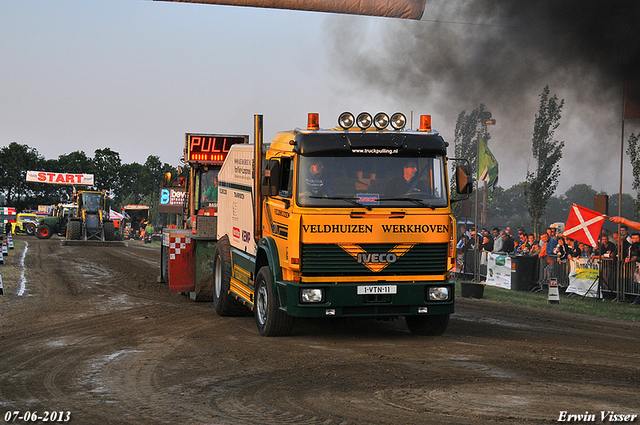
[213,237,247,316]
[254,266,294,337]
[36,224,53,239]
[67,220,82,240]
[405,314,449,336]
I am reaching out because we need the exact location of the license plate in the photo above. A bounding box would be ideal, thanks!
[357,285,397,295]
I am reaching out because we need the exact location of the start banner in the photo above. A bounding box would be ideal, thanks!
[26,171,94,186]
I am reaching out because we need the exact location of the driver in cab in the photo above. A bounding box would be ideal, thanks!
[386,159,427,197]
[302,159,335,198]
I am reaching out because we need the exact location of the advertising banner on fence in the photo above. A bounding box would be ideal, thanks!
[26,171,94,186]
[486,252,511,289]
[566,258,599,298]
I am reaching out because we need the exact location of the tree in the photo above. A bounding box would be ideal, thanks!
[93,148,122,193]
[524,86,565,236]
[0,142,43,208]
[451,104,491,219]
[626,133,640,219]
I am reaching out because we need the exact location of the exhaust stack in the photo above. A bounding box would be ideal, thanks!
[254,114,263,244]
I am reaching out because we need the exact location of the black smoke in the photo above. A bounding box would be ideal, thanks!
[326,0,640,192]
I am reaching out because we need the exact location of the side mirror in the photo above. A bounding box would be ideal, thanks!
[261,159,281,196]
[456,164,473,195]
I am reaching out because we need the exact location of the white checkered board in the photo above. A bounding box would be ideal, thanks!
[169,236,191,260]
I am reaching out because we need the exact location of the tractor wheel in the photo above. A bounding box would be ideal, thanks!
[25,223,36,236]
[36,224,53,239]
[104,221,115,241]
[405,314,450,336]
[254,266,294,337]
[68,220,82,240]
[212,236,247,316]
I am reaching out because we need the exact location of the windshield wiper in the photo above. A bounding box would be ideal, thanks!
[378,197,436,209]
[309,196,373,211]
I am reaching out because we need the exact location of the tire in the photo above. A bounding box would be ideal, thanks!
[405,314,450,336]
[103,221,115,241]
[36,224,53,239]
[212,237,247,316]
[254,266,294,336]
[68,220,82,240]
[25,223,36,236]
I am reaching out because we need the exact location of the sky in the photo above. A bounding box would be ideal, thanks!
[1,0,639,197]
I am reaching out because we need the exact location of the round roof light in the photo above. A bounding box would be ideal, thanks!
[356,112,373,130]
[390,112,407,130]
[373,113,389,130]
[338,112,355,129]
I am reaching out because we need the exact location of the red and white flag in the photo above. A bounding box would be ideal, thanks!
[563,204,606,248]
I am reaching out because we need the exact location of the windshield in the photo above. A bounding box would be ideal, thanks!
[297,156,448,208]
[199,169,220,209]
[82,193,102,213]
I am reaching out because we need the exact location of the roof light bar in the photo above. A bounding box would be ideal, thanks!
[338,112,355,129]
[373,113,389,130]
[356,112,372,130]
[336,111,410,131]
[390,113,407,130]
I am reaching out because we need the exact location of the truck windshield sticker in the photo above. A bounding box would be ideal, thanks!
[356,193,380,205]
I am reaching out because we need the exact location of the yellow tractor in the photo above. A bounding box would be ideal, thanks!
[66,190,115,241]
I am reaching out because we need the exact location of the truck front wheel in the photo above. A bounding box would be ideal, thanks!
[254,266,294,337]
[405,314,450,336]
[212,237,247,316]
[36,224,53,239]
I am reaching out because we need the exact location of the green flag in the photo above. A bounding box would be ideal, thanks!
[477,136,499,189]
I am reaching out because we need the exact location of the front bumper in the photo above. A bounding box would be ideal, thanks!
[276,280,454,318]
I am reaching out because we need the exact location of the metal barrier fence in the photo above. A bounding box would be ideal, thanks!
[598,258,640,300]
[536,254,569,289]
[456,249,640,300]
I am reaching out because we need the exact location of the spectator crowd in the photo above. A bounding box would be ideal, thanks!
[456,222,640,304]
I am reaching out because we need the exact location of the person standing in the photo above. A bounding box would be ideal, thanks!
[500,231,515,253]
[492,227,503,253]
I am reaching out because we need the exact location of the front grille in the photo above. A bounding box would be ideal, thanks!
[301,243,448,276]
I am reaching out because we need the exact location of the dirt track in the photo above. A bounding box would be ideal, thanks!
[0,235,639,425]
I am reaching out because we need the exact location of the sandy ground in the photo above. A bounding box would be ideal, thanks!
[0,235,639,425]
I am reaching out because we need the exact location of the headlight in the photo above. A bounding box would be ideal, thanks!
[373,112,389,130]
[301,288,324,303]
[390,112,407,130]
[428,286,450,301]
[338,112,354,129]
[356,112,372,130]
